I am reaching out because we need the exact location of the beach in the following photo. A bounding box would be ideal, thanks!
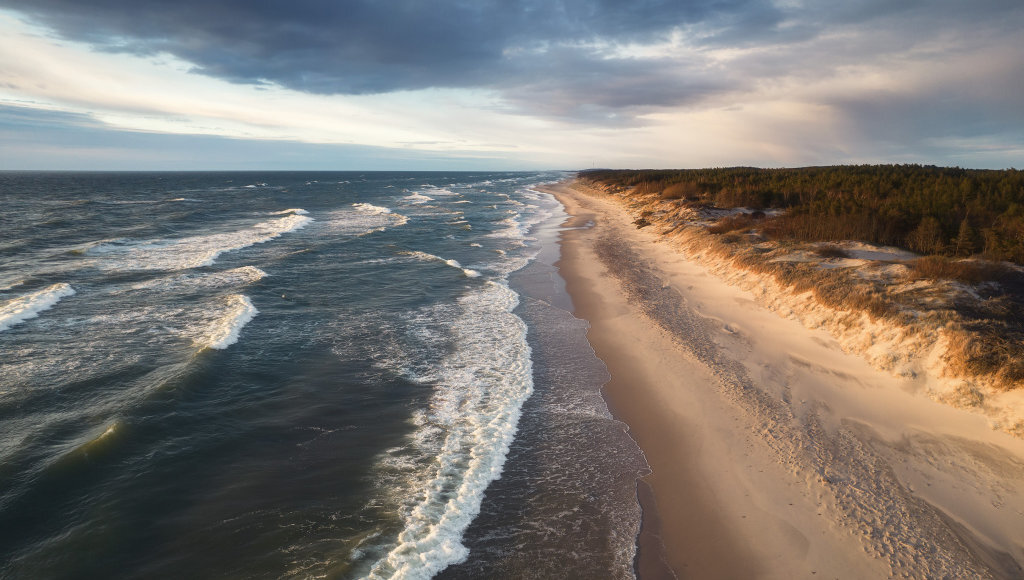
[541,179,1024,579]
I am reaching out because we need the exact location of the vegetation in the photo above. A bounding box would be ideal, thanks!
[581,165,1024,263]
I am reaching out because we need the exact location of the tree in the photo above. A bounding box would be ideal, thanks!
[907,216,944,255]
[955,217,977,256]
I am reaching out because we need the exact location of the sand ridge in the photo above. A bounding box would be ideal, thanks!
[541,180,1024,579]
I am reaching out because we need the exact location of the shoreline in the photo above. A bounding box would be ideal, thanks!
[541,179,1024,579]
[550,186,756,578]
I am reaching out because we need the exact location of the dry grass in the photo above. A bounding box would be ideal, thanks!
[907,256,1011,283]
[944,326,1024,391]
[708,214,757,235]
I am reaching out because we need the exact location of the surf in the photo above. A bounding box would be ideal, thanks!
[365,282,533,579]
[0,283,75,332]
[85,212,311,271]
[197,294,258,350]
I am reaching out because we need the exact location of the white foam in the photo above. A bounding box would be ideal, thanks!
[403,192,434,204]
[420,186,458,197]
[323,204,409,236]
[366,282,532,579]
[403,252,482,278]
[124,266,267,292]
[0,283,75,332]
[444,259,481,278]
[87,213,311,271]
[353,203,393,215]
[270,208,309,215]
[200,294,258,350]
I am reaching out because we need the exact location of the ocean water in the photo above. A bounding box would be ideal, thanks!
[0,171,647,579]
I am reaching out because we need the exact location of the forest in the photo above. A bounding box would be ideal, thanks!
[580,165,1024,264]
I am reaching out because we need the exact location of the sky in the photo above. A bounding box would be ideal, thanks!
[0,0,1022,170]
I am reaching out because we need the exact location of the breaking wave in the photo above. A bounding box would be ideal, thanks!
[366,282,532,578]
[86,213,311,271]
[0,283,75,332]
[197,295,258,350]
[403,251,482,278]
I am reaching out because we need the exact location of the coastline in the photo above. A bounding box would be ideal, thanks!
[541,179,1024,579]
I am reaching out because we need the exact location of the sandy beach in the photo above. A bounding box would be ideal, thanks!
[540,179,1024,579]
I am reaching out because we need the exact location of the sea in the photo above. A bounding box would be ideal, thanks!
[0,171,648,579]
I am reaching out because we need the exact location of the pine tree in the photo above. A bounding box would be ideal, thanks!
[955,217,976,256]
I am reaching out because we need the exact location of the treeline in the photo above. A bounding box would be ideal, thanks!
[580,165,1024,263]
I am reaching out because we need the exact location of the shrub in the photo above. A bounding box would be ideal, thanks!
[814,245,850,259]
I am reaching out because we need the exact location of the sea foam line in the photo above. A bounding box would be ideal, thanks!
[366,282,532,579]
[0,283,75,332]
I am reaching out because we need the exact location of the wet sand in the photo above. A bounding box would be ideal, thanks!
[541,180,1024,579]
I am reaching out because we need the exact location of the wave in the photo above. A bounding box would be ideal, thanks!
[418,186,458,197]
[402,192,434,204]
[366,282,532,578]
[123,266,268,293]
[0,279,26,292]
[322,204,409,236]
[86,213,311,271]
[269,208,309,215]
[352,203,393,215]
[0,283,75,332]
[198,295,258,350]
[444,259,481,278]
[403,251,481,278]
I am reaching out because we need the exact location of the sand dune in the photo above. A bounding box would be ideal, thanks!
[541,180,1024,579]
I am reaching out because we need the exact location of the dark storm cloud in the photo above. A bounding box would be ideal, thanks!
[1,0,773,96]
[3,0,1023,150]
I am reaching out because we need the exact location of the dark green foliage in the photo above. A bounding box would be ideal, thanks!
[580,165,1024,263]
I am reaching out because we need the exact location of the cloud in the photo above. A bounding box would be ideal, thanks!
[1,0,757,92]
[0,0,791,126]
[4,0,1019,125]
[0,0,1022,168]
[0,104,536,170]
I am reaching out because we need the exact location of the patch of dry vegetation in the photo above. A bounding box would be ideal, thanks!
[906,256,1013,284]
